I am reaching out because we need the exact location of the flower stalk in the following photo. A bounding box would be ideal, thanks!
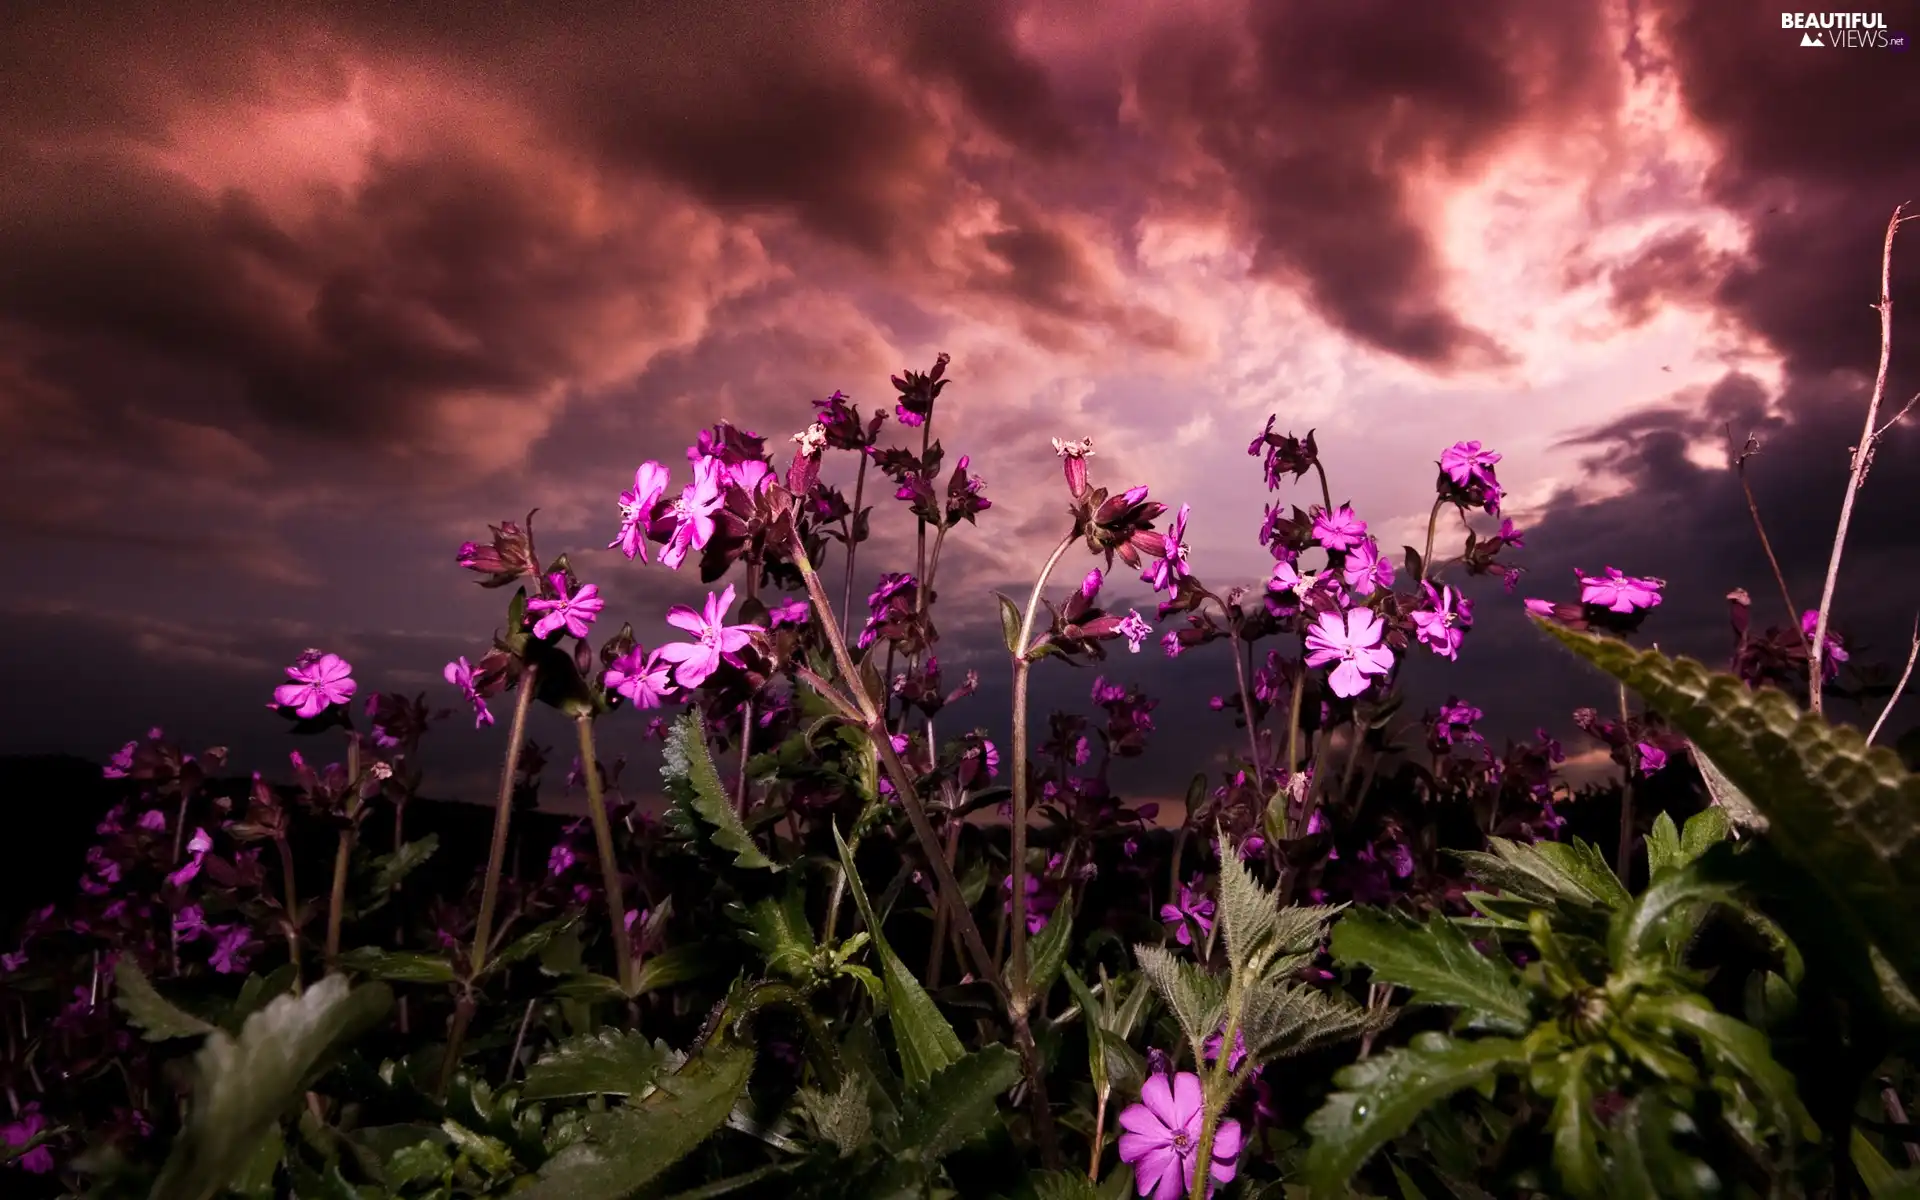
[576,713,633,991]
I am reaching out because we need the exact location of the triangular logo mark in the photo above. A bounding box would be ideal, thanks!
[1800,30,1824,45]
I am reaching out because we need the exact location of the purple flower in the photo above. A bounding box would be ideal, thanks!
[1311,505,1368,552]
[604,645,676,709]
[174,905,209,943]
[1117,610,1154,654]
[1202,1027,1252,1075]
[1801,609,1850,679]
[138,809,167,832]
[1440,440,1501,488]
[611,461,672,561]
[1304,608,1395,699]
[1577,567,1664,614]
[527,574,606,640]
[1340,537,1394,597]
[443,657,495,728]
[548,843,577,876]
[657,456,725,570]
[1142,504,1192,594]
[167,828,213,889]
[1,1103,53,1174]
[768,596,810,627]
[102,740,137,779]
[1410,582,1473,661]
[656,585,764,689]
[208,925,253,974]
[272,651,356,719]
[1116,1071,1241,1199]
[1158,880,1215,947]
[1636,743,1668,774]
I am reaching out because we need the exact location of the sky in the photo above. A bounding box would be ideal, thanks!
[2,0,1918,806]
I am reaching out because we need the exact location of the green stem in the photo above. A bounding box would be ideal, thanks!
[1419,496,1446,584]
[325,733,361,966]
[1189,990,1245,1200]
[274,835,303,992]
[1010,530,1081,1010]
[577,714,633,992]
[469,665,538,980]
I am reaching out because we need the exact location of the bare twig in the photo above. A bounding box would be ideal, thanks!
[1730,429,1808,651]
[1811,203,1917,712]
[1867,616,1920,746]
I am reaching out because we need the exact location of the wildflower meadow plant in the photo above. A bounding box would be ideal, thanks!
[5,207,1920,1200]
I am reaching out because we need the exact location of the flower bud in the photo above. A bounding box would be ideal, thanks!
[1051,436,1095,500]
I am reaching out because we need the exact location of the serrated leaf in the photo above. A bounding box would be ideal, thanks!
[522,1040,752,1200]
[521,1029,676,1101]
[1237,975,1385,1063]
[1607,863,1744,970]
[662,712,781,872]
[150,974,393,1200]
[632,945,718,997]
[1012,893,1075,1004]
[1133,944,1223,1056]
[1626,991,1812,1139]
[114,958,215,1041]
[1302,1034,1526,1196]
[1030,1169,1102,1200]
[1452,838,1621,913]
[1644,813,1684,879]
[1329,909,1532,1033]
[336,949,458,985]
[1692,744,1769,833]
[1218,839,1281,975]
[898,1044,1021,1163]
[369,835,439,897]
[735,889,816,981]
[1679,806,1731,860]
[1542,623,1920,989]
[834,825,964,1089]
[798,1073,871,1156]
[492,917,579,973]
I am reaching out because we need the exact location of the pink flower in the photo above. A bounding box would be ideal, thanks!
[527,574,605,640]
[1118,610,1154,653]
[1158,881,1215,947]
[657,457,725,570]
[1577,567,1663,614]
[1801,609,1850,679]
[604,646,676,709]
[768,597,810,627]
[208,924,253,974]
[1311,505,1368,552]
[1410,582,1473,661]
[443,657,495,728]
[1636,743,1668,774]
[1142,504,1192,594]
[1440,440,1501,488]
[166,828,213,889]
[656,585,764,689]
[1117,1071,1241,1199]
[1340,537,1394,597]
[610,461,672,562]
[1304,608,1395,698]
[272,651,356,719]
[1,1103,53,1173]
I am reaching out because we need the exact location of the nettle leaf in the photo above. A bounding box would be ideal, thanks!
[1303,1032,1526,1197]
[1540,622,1920,990]
[1217,837,1281,974]
[368,834,439,898]
[1237,975,1384,1064]
[898,1044,1022,1164]
[1029,1169,1104,1200]
[799,1073,872,1156]
[521,1029,678,1101]
[1330,908,1532,1034]
[1645,808,1733,880]
[523,1039,753,1200]
[114,958,215,1041]
[734,889,817,981]
[1453,837,1624,913]
[1134,944,1224,1057]
[663,712,781,873]
[335,949,458,986]
[150,974,393,1200]
[835,825,964,1088]
[1693,744,1769,834]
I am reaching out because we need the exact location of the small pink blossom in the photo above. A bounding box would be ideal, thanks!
[272,651,356,719]
[527,574,606,640]
[604,646,676,709]
[1577,567,1663,614]
[443,657,495,728]
[656,585,764,689]
[1311,505,1368,552]
[1117,1071,1241,1199]
[610,461,672,562]
[1304,607,1395,698]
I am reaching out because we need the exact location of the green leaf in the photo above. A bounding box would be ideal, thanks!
[1607,864,1743,970]
[520,1029,677,1101]
[898,1044,1022,1163]
[1626,991,1812,1139]
[734,889,817,981]
[114,958,215,1041]
[1679,806,1731,861]
[632,945,719,997]
[798,1073,872,1156]
[995,593,1023,657]
[1015,893,1075,1004]
[492,916,579,972]
[1061,966,1112,1093]
[150,974,393,1200]
[1853,1127,1920,1199]
[1548,1047,1604,1200]
[1329,908,1532,1033]
[369,834,439,897]
[1133,944,1223,1057]
[1217,836,1282,976]
[1539,621,1920,989]
[1029,1169,1103,1200]
[522,1040,753,1200]
[1692,744,1769,834]
[663,712,781,872]
[834,825,964,1089]
[1452,838,1622,913]
[1644,812,1684,879]
[335,949,458,986]
[1302,1033,1526,1197]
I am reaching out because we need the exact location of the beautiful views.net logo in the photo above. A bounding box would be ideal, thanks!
[1781,11,1907,48]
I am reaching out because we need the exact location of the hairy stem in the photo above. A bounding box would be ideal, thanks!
[734,698,755,817]
[577,714,633,992]
[1189,989,1245,1200]
[1811,204,1914,712]
[1310,461,1335,515]
[1010,530,1082,1012]
[1088,1088,1109,1180]
[469,665,538,980]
